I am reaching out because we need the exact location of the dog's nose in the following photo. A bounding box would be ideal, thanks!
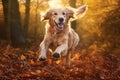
[59,18,64,23]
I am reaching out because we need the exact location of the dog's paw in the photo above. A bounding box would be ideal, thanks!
[37,57,46,61]
[53,53,60,59]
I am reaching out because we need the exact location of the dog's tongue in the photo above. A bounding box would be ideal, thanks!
[57,23,63,30]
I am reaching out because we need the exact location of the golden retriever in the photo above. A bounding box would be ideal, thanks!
[38,5,87,66]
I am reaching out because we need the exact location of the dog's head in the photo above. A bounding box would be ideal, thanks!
[42,5,87,30]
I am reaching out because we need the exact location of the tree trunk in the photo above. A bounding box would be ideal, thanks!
[2,0,25,47]
[2,0,8,23]
[34,0,39,41]
[81,0,84,5]
[23,0,30,39]
[69,0,77,30]
[2,0,11,42]
[118,0,120,5]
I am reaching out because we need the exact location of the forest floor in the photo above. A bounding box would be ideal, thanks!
[0,41,120,80]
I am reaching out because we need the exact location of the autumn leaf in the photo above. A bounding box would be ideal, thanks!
[30,59,35,65]
[0,69,3,77]
[20,54,26,60]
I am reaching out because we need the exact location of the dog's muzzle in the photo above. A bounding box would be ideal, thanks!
[54,18,64,30]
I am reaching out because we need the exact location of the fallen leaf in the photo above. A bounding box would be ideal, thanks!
[0,69,3,77]
[56,60,61,64]
[20,54,26,60]
[30,59,35,65]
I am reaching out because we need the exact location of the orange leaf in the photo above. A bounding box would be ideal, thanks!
[20,55,26,60]
[56,60,61,64]
[36,70,41,74]
[0,70,3,77]
[30,59,35,65]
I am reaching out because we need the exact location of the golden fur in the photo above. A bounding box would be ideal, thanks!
[38,5,87,66]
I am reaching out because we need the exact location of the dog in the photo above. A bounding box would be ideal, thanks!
[38,5,87,66]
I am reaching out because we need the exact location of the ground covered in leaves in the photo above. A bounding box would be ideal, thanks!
[0,42,120,80]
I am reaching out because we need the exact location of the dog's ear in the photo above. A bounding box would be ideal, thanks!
[75,5,87,18]
[41,9,52,21]
[65,8,74,19]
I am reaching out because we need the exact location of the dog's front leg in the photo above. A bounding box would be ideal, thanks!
[53,43,68,58]
[38,41,49,61]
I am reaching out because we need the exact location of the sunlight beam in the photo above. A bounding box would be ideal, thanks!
[48,0,63,8]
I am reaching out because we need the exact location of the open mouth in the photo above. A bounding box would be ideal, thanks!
[54,21,64,30]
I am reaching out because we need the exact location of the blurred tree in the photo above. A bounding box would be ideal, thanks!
[0,0,9,41]
[69,0,76,30]
[24,0,30,40]
[118,0,120,5]
[100,0,120,53]
[81,0,84,5]
[1,0,8,23]
[2,0,25,47]
[34,0,39,41]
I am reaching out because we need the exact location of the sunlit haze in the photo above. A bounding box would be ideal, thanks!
[48,0,63,8]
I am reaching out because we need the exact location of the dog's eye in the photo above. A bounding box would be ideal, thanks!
[63,12,65,15]
[54,13,57,15]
